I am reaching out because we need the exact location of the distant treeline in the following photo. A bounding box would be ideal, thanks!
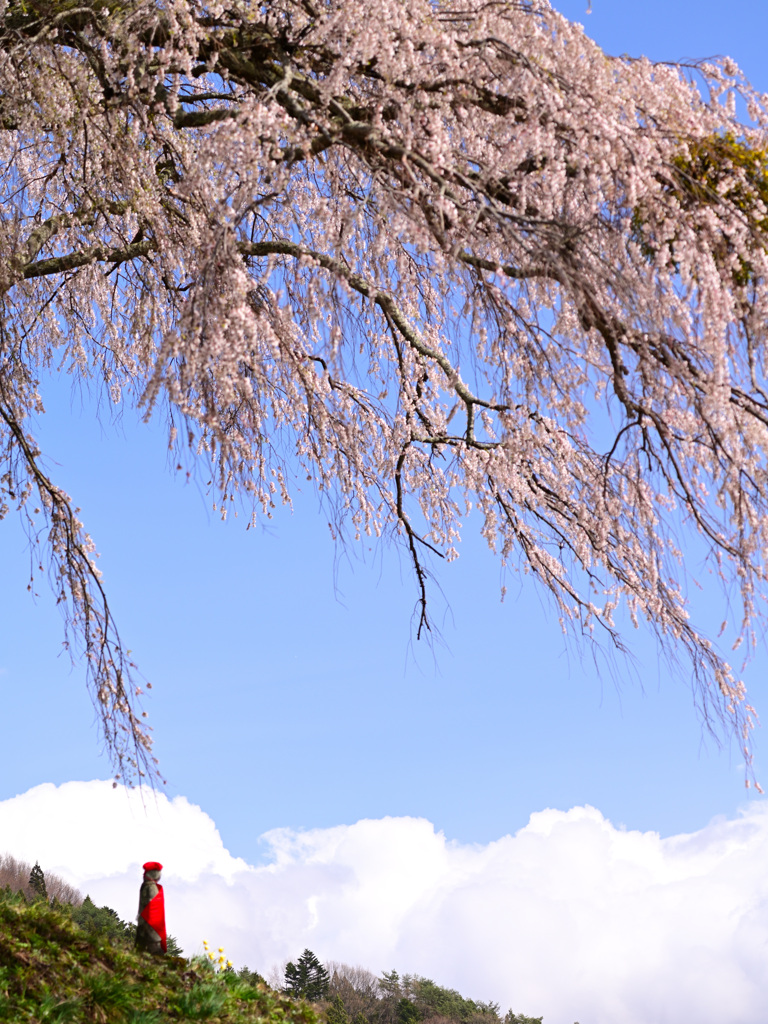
[283,949,543,1024]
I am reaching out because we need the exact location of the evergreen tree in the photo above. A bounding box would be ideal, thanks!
[327,994,350,1024]
[238,966,266,987]
[71,896,134,946]
[379,972,401,1000]
[28,862,47,902]
[397,998,422,1024]
[284,950,330,1001]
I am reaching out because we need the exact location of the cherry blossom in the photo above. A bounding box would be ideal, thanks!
[1,0,767,784]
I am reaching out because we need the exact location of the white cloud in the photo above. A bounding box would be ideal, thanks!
[2,781,768,1024]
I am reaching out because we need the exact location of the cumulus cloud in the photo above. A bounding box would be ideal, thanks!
[2,781,768,1024]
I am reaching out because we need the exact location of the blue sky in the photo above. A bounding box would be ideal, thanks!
[2,0,768,889]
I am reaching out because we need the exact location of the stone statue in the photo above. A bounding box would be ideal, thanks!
[136,860,167,954]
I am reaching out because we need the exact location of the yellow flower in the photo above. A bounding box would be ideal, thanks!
[218,947,224,952]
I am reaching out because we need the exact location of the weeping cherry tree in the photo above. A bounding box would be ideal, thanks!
[2,0,768,784]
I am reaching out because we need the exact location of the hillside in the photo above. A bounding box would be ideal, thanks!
[0,887,318,1024]
[0,864,545,1024]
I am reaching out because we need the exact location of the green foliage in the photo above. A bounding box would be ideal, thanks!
[632,132,768,285]
[328,994,351,1024]
[173,982,229,1019]
[504,1014,543,1024]
[0,887,321,1024]
[70,894,134,946]
[408,976,499,1023]
[28,861,47,901]
[238,965,267,986]
[379,970,402,1000]
[34,992,84,1022]
[285,949,331,1002]
[86,971,138,1018]
[68,893,182,955]
[670,133,768,228]
[398,997,422,1024]
[375,971,500,1024]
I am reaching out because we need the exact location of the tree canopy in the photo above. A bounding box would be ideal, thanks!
[2,0,768,783]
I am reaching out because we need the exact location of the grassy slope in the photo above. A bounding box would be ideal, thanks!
[0,891,319,1024]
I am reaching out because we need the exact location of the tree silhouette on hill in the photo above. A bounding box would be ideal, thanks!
[285,950,331,1002]
[27,862,47,902]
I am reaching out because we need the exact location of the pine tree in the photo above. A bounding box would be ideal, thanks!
[327,995,350,1024]
[28,862,47,902]
[284,949,330,1002]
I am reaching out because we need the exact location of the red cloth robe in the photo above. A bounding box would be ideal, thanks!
[140,883,167,953]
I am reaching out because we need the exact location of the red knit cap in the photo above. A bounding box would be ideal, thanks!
[143,861,163,871]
